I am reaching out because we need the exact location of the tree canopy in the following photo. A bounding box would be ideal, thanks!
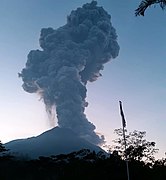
[0,141,7,153]
[135,0,166,16]
[110,129,159,163]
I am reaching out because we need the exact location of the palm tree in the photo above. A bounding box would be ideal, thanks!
[135,0,166,16]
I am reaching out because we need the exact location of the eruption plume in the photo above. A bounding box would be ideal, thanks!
[19,1,119,145]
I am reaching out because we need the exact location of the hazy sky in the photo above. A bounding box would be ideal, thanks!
[0,0,165,158]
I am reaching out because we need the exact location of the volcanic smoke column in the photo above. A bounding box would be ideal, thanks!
[19,1,119,145]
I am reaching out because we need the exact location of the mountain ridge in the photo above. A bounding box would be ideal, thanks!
[5,127,104,159]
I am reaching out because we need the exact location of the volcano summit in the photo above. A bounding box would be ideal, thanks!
[19,1,119,150]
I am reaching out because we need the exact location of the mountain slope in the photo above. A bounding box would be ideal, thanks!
[5,127,104,159]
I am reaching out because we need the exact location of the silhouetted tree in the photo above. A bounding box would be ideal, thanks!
[0,141,7,153]
[152,157,166,179]
[110,129,158,163]
[0,148,165,179]
[135,0,166,16]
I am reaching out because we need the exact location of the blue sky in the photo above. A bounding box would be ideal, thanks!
[0,0,165,158]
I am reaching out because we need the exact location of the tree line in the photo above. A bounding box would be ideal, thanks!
[0,129,165,180]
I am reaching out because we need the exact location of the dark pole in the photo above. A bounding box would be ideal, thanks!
[119,101,130,180]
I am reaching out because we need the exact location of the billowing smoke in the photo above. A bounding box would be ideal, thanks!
[19,1,119,145]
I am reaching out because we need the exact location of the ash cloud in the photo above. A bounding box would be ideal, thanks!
[19,1,119,145]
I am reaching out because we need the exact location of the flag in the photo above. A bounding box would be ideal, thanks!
[119,101,126,128]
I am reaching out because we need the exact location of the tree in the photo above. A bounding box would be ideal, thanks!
[0,141,7,153]
[135,0,166,16]
[110,129,158,163]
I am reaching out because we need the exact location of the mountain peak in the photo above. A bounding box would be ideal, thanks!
[5,127,104,159]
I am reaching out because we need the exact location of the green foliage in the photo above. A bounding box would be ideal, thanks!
[135,0,166,16]
[110,128,158,163]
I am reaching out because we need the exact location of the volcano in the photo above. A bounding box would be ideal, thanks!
[19,1,119,145]
[5,127,104,159]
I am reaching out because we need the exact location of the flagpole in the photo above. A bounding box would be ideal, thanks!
[119,101,130,180]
